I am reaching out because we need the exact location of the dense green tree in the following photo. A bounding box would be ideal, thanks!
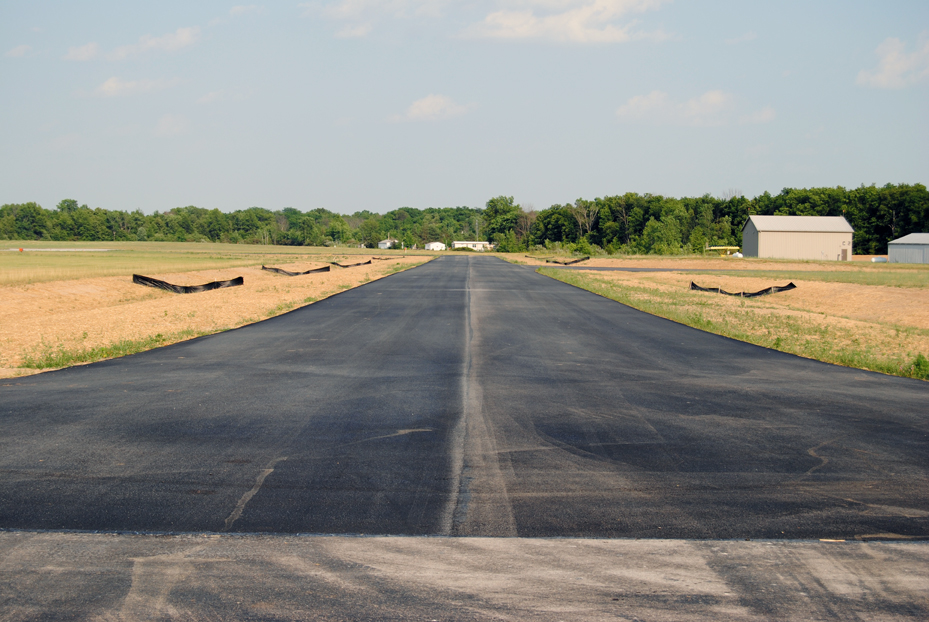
[483,196,519,241]
[358,217,384,248]
[13,203,48,239]
[56,199,80,213]
[2,186,924,254]
[326,216,351,243]
[202,209,231,241]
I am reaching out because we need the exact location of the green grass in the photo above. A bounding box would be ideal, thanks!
[388,261,424,274]
[540,267,929,381]
[265,301,301,317]
[21,329,216,369]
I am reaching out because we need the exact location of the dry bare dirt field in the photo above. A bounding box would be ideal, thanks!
[1,252,430,378]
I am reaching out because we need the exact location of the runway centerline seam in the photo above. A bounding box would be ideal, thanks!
[440,259,470,535]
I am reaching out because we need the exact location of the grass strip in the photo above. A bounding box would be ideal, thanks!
[540,267,929,381]
[20,329,215,369]
[388,261,422,274]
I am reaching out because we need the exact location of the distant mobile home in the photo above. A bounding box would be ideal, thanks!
[741,215,854,261]
[425,242,446,251]
[888,233,929,264]
[452,241,493,251]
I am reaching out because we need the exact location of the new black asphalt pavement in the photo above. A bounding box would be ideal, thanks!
[2,256,928,539]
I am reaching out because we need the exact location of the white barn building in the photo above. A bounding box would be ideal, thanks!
[888,233,929,264]
[742,215,854,261]
[425,242,446,251]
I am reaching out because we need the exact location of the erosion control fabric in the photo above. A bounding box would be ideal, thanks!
[690,281,797,297]
[546,257,590,265]
[261,265,331,276]
[132,274,244,294]
[331,260,373,268]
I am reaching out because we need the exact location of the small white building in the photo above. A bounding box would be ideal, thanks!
[377,238,399,250]
[452,241,493,251]
[888,233,929,264]
[425,241,446,251]
[742,215,854,261]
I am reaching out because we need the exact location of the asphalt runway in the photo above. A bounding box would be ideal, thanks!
[1,255,927,539]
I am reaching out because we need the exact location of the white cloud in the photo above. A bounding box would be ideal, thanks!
[614,90,669,117]
[392,94,470,121]
[231,5,264,16]
[857,34,929,89]
[462,0,672,43]
[336,22,374,37]
[95,76,181,97]
[154,114,189,136]
[739,106,776,125]
[4,45,31,58]
[304,0,446,37]
[309,0,446,20]
[197,90,225,104]
[109,27,201,60]
[725,31,756,45]
[680,89,732,125]
[63,42,100,61]
[305,0,671,42]
[617,89,770,127]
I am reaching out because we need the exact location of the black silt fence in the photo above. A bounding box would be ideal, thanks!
[261,265,331,276]
[330,260,373,268]
[545,256,590,265]
[132,274,244,294]
[690,281,797,297]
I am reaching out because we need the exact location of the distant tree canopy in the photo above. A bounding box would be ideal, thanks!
[2,183,926,255]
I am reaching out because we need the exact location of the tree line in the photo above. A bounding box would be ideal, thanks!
[2,184,926,254]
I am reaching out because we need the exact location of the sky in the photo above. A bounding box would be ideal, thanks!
[1,1,927,215]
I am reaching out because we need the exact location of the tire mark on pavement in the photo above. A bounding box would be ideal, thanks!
[344,428,434,446]
[223,457,287,531]
[798,438,843,481]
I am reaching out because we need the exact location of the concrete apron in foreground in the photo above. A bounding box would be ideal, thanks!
[2,532,926,621]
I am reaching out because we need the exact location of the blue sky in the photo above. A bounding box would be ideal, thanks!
[2,1,927,214]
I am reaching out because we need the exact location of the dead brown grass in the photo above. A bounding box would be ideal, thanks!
[615,271,929,332]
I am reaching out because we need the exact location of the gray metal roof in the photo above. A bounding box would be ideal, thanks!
[888,233,929,245]
[744,215,854,233]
